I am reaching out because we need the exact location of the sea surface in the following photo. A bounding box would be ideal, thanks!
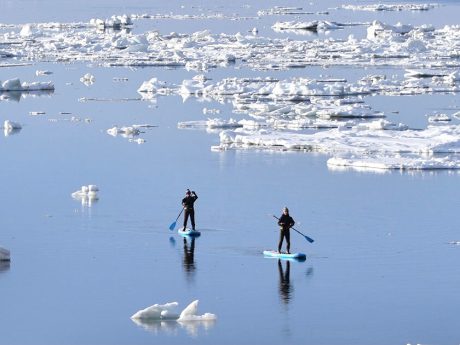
[1,1,460,344]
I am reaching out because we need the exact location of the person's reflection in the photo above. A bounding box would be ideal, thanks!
[182,237,196,283]
[0,261,10,272]
[278,259,292,304]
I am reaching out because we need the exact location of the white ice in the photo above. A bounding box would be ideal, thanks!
[71,185,99,206]
[341,4,437,12]
[3,120,22,137]
[0,78,54,92]
[131,300,216,322]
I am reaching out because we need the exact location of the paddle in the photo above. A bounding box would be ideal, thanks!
[272,215,314,243]
[169,208,184,231]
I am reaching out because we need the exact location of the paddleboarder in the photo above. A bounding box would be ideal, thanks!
[182,189,198,231]
[277,207,295,254]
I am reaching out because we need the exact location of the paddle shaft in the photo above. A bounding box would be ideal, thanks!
[175,207,184,222]
[272,215,314,243]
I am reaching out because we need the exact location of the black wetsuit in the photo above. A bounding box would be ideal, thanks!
[278,213,295,253]
[182,193,198,230]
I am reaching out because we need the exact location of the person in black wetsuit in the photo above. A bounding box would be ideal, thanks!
[182,189,198,231]
[277,207,295,254]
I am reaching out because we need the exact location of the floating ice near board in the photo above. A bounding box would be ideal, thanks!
[131,300,216,321]
[0,247,10,261]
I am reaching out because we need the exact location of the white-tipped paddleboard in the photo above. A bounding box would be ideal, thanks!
[263,250,306,260]
[178,228,201,237]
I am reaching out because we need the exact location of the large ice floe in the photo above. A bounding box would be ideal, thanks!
[0,78,54,101]
[341,4,438,12]
[131,300,216,336]
[137,71,460,170]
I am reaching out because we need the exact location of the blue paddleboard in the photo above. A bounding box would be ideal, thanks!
[263,250,306,260]
[178,228,201,237]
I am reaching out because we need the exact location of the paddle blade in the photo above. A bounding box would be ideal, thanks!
[305,235,314,243]
[169,221,176,231]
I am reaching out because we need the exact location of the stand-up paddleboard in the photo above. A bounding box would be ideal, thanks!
[263,250,306,260]
[178,228,201,237]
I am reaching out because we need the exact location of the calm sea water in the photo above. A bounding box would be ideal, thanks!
[1,1,460,345]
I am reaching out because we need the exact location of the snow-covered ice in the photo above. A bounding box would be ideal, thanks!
[131,300,216,322]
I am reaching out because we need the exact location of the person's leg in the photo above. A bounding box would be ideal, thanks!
[190,209,196,230]
[278,230,284,253]
[183,209,190,229]
[286,229,291,253]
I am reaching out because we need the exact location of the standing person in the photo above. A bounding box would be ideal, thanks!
[277,207,295,254]
[182,189,198,231]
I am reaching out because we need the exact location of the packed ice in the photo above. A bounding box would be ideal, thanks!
[1,4,460,170]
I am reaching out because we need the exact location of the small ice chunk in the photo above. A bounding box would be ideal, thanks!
[3,120,21,131]
[36,70,53,76]
[80,73,95,85]
[131,302,180,320]
[428,114,451,123]
[88,185,99,192]
[178,300,217,321]
[19,24,32,37]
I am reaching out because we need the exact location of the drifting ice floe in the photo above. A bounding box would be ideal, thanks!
[3,120,22,137]
[341,4,437,12]
[89,15,133,29]
[106,124,155,143]
[272,21,351,33]
[428,114,451,123]
[217,123,460,170]
[131,300,216,322]
[0,78,54,92]
[71,185,99,206]
[0,247,10,261]
[327,154,460,171]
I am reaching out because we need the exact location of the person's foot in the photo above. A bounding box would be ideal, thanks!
[182,227,186,231]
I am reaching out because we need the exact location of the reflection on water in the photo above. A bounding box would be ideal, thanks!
[0,90,54,102]
[131,318,216,337]
[0,261,11,272]
[169,236,176,248]
[3,127,21,137]
[182,237,196,283]
[278,259,292,305]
